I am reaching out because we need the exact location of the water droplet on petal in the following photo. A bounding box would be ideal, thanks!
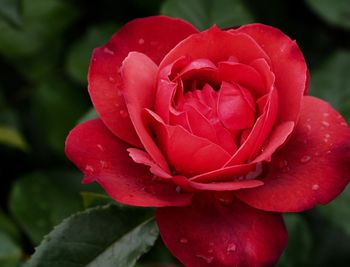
[103,47,114,55]
[108,76,116,83]
[100,160,109,168]
[245,162,263,180]
[312,184,320,191]
[278,160,288,169]
[97,144,104,151]
[340,122,347,126]
[119,110,128,118]
[175,186,181,193]
[138,38,145,44]
[300,155,311,163]
[85,165,94,173]
[227,243,236,253]
[208,249,213,253]
[323,112,330,117]
[321,121,330,127]
[196,254,214,264]
[180,238,188,244]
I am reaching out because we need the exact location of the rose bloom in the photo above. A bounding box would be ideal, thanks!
[66,16,350,267]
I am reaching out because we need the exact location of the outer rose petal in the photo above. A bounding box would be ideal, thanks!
[233,24,308,125]
[65,119,193,207]
[160,25,270,69]
[236,96,350,212]
[88,16,198,146]
[121,52,170,172]
[157,195,287,267]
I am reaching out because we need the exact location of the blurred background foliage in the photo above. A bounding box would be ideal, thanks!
[0,0,349,266]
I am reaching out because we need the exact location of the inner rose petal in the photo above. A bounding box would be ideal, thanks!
[217,81,256,131]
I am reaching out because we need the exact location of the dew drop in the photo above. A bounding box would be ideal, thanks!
[305,124,312,131]
[108,76,116,83]
[300,155,311,163]
[227,243,237,253]
[312,184,320,191]
[340,122,347,126]
[100,160,109,168]
[138,38,145,44]
[208,249,214,253]
[196,254,214,264]
[119,110,128,118]
[85,165,94,173]
[245,162,263,180]
[180,238,188,244]
[175,186,181,193]
[278,160,288,169]
[117,90,123,96]
[97,144,104,151]
[103,47,114,55]
[321,121,330,127]
[314,152,320,156]
[324,134,330,138]
[323,112,330,117]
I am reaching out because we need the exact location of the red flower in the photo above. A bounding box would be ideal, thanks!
[65,16,350,267]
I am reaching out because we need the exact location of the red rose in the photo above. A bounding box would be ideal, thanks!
[65,16,350,267]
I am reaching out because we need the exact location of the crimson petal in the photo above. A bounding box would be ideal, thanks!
[65,119,193,207]
[236,96,350,212]
[121,51,169,172]
[233,24,308,125]
[157,195,287,267]
[88,16,198,147]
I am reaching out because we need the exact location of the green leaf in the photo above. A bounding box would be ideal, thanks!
[9,171,84,245]
[0,0,22,28]
[309,50,350,121]
[0,0,77,57]
[318,185,350,236]
[31,79,88,154]
[276,213,312,267]
[80,192,112,209]
[305,0,350,30]
[0,230,21,267]
[27,205,158,267]
[66,23,118,84]
[161,0,255,31]
[0,126,28,151]
[78,108,98,124]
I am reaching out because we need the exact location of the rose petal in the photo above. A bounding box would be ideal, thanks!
[253,121,295,162]
[88,16,198,146]
[121,51,169,172]
[65,119,193,207]
[127,148,172,179]
[233,24,308,125]
[190,162,257,183]
[157,195,287,267]
[225,88,278,165]
[217,81,256,131]
[236,96,350,212]
[218,61,266,97]
[173,175,263,192]
[147,110,231,177]
[160,25,270,69]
